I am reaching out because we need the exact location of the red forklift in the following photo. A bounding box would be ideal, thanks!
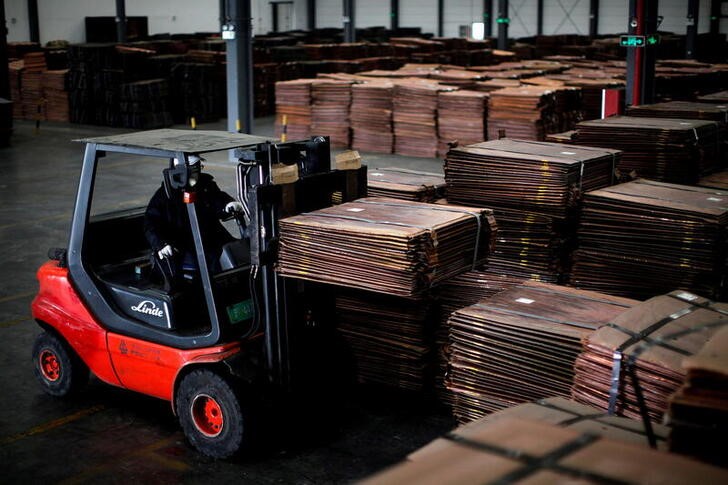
[31,129,366,458]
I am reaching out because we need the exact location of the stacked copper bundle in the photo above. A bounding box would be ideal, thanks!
[20,52,47,121]
[277,198,497,297]
[274,79,314,140]
[668,326,728,467]
[335,291,434,391]
[487,86,559,140]
[437,90,488,156]
[573,116,721,183]
[364,418,728,484]
[446,282,635,423]
[698,170,728,190]
[41,70,70,122]
[445,139,621,281]
[367,167,445,202]
[570,179,728,300]
[350,81,393,153]
[9,60,24,118]
[393,81,451,157]
[572,291,728,424]
[435,269,524,404]
[311,80,353,148]
[698,90,728,103]
[411,397,671,459]
[118,79,173,129]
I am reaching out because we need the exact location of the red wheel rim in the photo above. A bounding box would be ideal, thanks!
[191,394,224,438]
[39,350,61,382]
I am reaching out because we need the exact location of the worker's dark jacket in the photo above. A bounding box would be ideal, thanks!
[144,173,235,258]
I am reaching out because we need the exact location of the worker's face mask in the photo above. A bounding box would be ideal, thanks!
[188,162,201,187]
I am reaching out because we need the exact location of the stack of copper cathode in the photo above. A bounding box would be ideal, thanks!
[335,291,434,391]
[445,139,621,282]
[569,179,728,300]
[487,86,558,140]
[366,167,446,202]
[274,79,314,140]
[435,269,525,404]
[446,281,635,423]
[350,81,394,153]
[311,79,353,148]
[437,90,488,156]
[393,80,451,157]
[573,116,721,183]
[277,198,497,297]
[41,70,70,122]
[572,291,728,424]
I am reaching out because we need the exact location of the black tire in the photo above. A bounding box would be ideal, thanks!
[176,369,249,459]
[32,331,89,397]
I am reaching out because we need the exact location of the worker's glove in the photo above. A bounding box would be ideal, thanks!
[157,244,175,260]
[225,201,244,214]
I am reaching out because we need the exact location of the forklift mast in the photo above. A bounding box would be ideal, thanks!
[235,137,367,389]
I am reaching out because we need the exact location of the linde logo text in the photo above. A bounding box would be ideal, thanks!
[131,300,164,318]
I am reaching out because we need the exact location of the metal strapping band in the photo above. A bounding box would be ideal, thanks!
[357,199,485,270]
[534,399,665,441]
[606,304,699,415]
[443,433,626,485]
[668,292,728,316]
[473,303,599,330]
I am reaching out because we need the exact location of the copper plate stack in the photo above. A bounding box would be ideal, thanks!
[572,291,728,424]
[277,197,497,297]
[9,60,24,118]
[41,70,70,122]
[393,81,451,158]
[487,86,558,140]
[668,326,728,467]
[335,291,434,391]
[274,79,314,140]
[435,269,525,404]
[627,101,728,169]
[21,52,47,121]
[350,81,393,153]
[367,167,446,202]
[698,170,728,190]
[445,139,621,281]
[361,418,728,485]
[437,90,488,157]
[311,80,353,148]
[698,90,728,103]
[411,397,671,460]
[570,179,728,300]
[573,116,721,183]
[447,282,635,423]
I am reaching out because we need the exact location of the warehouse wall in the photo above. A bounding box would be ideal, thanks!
[4,0,727,44]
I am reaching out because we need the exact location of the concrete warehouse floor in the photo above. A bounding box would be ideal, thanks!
[0,117,453,483]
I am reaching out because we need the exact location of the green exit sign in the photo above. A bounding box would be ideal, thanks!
[620,35,645,47]
[646,34,661,45]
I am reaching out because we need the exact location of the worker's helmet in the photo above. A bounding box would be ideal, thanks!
[172,155,205,187]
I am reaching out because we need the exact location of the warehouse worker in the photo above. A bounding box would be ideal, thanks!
[144,155,243,284]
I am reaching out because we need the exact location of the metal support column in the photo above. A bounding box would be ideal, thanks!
[224,0,254,134]
[437,0,444,37]
[28,0,39,43]
[308,0,315,30]
[497,0,508,50]
[391,0,399,31]
[686,0,699,58]
[343,0,355,43]
[271,2,279,32]
[589,0,599,37]
[115,0,126,43]
[0,0,10,99]
[484,0,493,37]
[710,0,720,34]
[537,0,544,36]
[626,0,657,107]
